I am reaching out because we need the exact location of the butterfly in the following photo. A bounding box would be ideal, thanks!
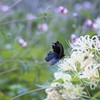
[45,41,65,65]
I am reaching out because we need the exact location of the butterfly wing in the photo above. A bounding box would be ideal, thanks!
[57,42,65,58]
[52,41,64,58]
[45,41,65,65]
[45,51,58,62]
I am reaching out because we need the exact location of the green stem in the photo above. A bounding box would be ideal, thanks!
[80,79,91,99]
[11,87,46,100]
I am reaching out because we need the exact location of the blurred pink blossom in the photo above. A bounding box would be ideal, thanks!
[17,37,27,47]
[93,18,100,34]
[37,23,48,32]
[83,1,92,9]
[74,3,82,11]
[71,34,78,43]
[85,19,94,27]
[18,38,25,45]
[58,6,68,14]
[1,5,10,12]
[21,42,28,47]
[72,12,78,17]
[26,13,36,21]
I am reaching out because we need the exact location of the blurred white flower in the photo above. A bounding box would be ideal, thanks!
[45,89,62,100]
[89,79,100,90]
[37,23,48,32]
[45,81,84,100]
[57,58,75,71]
[78,63,100,79]
[5,44,12,49]
[57,6,68,14]
[54,71,71,82]
[61,83,84,100]
[51,82,61,88]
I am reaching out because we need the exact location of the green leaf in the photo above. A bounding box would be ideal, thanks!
[0,92,11,100]
[91,91,100,100]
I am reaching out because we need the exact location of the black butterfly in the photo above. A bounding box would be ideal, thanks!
[45,41,65,65]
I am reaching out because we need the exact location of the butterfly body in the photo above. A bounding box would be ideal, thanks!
[45,41,65,65]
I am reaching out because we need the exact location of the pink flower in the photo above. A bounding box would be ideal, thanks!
[85,19,94,27]
[71,34,78,43]
[83,1,92,9]
[58,6,68,14]
[93,18,100,34]
[18,38,25,45]
[17,37,27,47]
[72,12,78,17]
[21,42,27,47]
[37,23,48,32]
[1,5,10,12]
[26,13,36,21]
[74,3,82,11]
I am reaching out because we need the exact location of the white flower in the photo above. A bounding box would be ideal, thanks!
[78,63,100,79]
[57,50,93,71]
[71,51,86,64]
[45,89,62,100]
[45,35,100,100]
[54,71,71,82]
[57,58,76,71]
[45,82,85,100]
[89,79,100,90]
[61,82,85,100]
[71,35,100,51]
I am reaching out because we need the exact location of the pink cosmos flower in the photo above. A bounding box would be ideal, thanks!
[72,12,78,18]
[21,42,28,47]
[85,19,94,27]
[71,34,78,43]
[1,5,10,12]
[58,6,68,14]
[26,13,36,21]
[17,37,27,47]
[37,23,48,32]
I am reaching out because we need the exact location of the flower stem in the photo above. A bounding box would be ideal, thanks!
[80,79,92,99]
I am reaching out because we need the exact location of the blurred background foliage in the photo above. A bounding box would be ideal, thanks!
[0,0,100,100]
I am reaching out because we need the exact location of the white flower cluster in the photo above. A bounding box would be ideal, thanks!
[45,35,100,100]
